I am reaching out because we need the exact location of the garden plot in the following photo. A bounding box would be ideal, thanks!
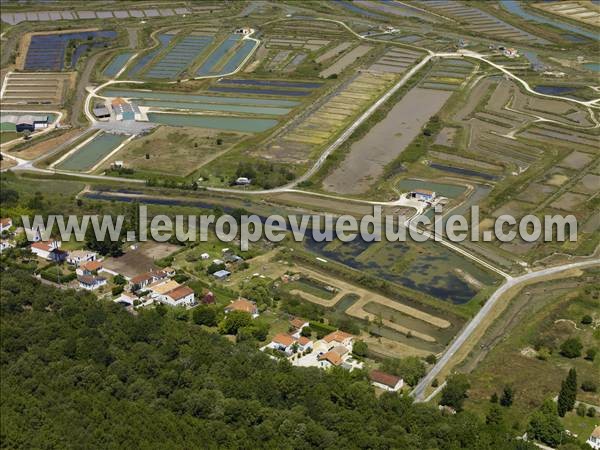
[419,59,474,90]
[414,0,548,44]
[1,72,74,106]
[268,72,394,163]
[324,87,453,194]
[369,48,423,74]
[319,45,372,78]
[145,35,213,79]
[550,192,589,212]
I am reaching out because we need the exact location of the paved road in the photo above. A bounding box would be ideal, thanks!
[411,258,600,401]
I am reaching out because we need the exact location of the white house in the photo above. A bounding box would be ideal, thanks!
[148,279,195,307]
[0,240,14,253]
[588,426,600,450]
[369,370,404,392]
[67,250,98,266]
[78,275,107,291]
[30,241,64,260]
[76,260,103,276]
[0,218,12,233]
[24,226,44,242]
[200,252,210,260]
[265,333,313,356]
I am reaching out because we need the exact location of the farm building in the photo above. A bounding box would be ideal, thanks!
[1,114,49,132]
[368,370,404,392]
[410,189,436,202]
[213,269,230,280]
[93,103,111,119]
[111,97,141,121]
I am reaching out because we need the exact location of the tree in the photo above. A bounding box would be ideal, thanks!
[527,410,564,447]
[490,392,499,403]
[560,338,582,358]
[440,374,470,412]
[352,340,368,357]
[206,262,226,275]
[486,403,503,426]
[113,274,126,285]
[585,347,597,361]
[381,356,426,386]
[500,385,513,407]
[218,310,252,335]
[557,368,577,417]
[425,354,437,364]
[581,380,597,392]
[300,326,312,338]
[192,306,218,327]
[85,221,123,256]
[587,407,597,417]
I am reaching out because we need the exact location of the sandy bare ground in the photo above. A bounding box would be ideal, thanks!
[319,44,372,78]
[291,265,450,330]
[103,241,180,278]
[323,87,452,194]
[361,332,431,358]
[8,129,83,160]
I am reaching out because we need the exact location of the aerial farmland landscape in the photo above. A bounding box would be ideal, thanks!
[0,1,598,448]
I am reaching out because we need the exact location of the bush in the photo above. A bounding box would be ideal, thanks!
[192,306,218,327]
[581,380,597,392]
[576,403,587,417]
[580,315,593,325]
[585,348,597,361]
[587,407,597,417]
[425,354,437,364]
[560,338,582,358]
[112,285,124,296]
[352,340,368,357]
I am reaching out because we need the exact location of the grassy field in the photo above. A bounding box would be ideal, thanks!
[464,270,600,438]
[98,126,246,177]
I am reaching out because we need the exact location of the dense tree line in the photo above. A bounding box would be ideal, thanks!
[0,268,541,449]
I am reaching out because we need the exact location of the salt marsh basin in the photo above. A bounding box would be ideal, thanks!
[147,113,278,132]
[56,132,129,171]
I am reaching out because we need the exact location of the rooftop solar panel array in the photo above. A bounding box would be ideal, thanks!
[145,35,213,79]
[24,31,116,71]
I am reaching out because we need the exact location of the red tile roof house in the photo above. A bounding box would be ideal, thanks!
[224,298,259,318]
[30,241,67,262]
[130,270,169,291]
[77,274,107,291]
[368,370,404,392]
[76,260,103,276]
[289,318,310,338]
[0,217,13,233]
[161,285,195,308]
[265,333,313,356]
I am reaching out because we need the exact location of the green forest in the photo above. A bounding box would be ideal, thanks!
[1,267,538,449]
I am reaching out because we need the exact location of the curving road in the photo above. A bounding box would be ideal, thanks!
[411,258,600,401]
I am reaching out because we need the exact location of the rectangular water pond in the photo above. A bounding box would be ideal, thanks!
[147,113,278,132]
[57,133,129,171]
[398,179,466,198]
[103,52,134,77]
[136,99,291,115]
[219,79,322,89]
[208,86,312,96]
[100,88,299,107]
[196,35,241,76]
